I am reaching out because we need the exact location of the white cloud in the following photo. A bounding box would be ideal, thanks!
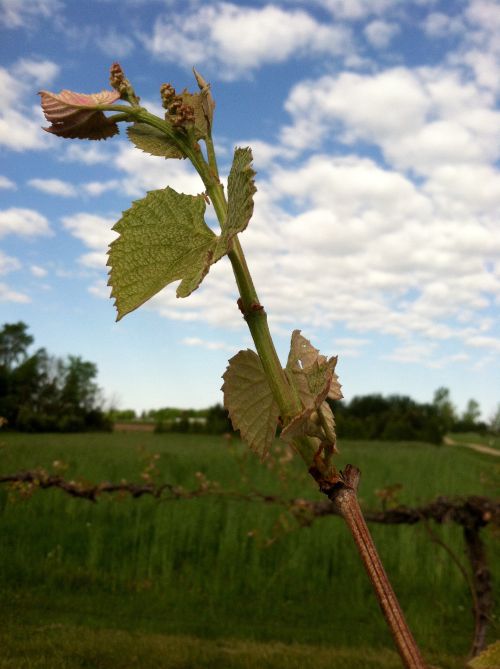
[466,0,500,33]
[13,58,59,85]
[334,337,370,358]
[281,68,429,152]
[290,0,398,19]
[28,178,77,197]
[0,207,51,238]
[0,58,59,152]
[0,175,16,190]
[143,3,353,79]
[61,213,117,258]
[460,50,499,92]
[88,279,109,299]
[182,336,233,352]
[62,144,111,165]
[80,251,109,269]
[281,66,500,177]
[30,264,47,278]
[0,0,61,28]
[0,282,30,303]
[444,0,500,94]
[83,180,120,196]
[97,28,135,58]
[178,150,498,350]
[364,20,399,48]
[422,12,464,38]
[0,250,20,274]
[423,164,500,215]
[466,335,500,353]
[385,343,470,368]
[113,144,202,196]
[270,155,431,223]
[234,139,295,170]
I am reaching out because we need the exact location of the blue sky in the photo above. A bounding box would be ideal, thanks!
[1,0,499,418]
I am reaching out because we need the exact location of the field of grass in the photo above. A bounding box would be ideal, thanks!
[449,432,500,451]
[0,432,499,668]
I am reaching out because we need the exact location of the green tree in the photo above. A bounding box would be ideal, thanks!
[432,387,457,433]
[60,356,100,414]
[0,322,33,372]
[0,322,108,432]
[462,399,481,425]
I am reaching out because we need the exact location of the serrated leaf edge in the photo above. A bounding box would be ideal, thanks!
[222,349,279,459]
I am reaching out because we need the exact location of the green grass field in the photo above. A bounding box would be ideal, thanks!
[0,432,498,668]
[448,432,500,451]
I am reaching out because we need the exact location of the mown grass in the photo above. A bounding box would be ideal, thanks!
[0,432,498,668]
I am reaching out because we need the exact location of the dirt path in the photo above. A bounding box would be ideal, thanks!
[443,436,500,457]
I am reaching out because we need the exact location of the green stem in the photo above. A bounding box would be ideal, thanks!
[201,164,301,423]
[205,135,220,181]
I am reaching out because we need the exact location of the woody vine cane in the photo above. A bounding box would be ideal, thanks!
[39,64,428,669]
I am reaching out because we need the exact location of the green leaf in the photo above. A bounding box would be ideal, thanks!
[468,641,500,668]
[226,148,256,237]
[222,349,279,459]
[213,147,257,262]
[126,123,184,159]
[108,187,217,320]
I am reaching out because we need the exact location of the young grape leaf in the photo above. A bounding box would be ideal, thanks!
[226,148,256,237]
[180,90,210,140]
[287,329,321,369]
[281,330,342,443]
[127,123,184,159]
[280,406,323,443]
[39,89,121,140]
[318,401,338,447]
[280,400,337,449]
[328,371,343,402]
[222,349,279,459]
[213,147,257,262]
[286,331,340,409]
[193,69,215,131]
[468,641,500,668]
[287,330,343,402]
[108,187,218,319]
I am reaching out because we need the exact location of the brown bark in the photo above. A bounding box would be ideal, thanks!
[325,465,428,669]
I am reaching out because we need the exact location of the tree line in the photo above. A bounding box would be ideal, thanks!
[118,390,497,444]
[331,387,491,444]
[1,321,498,440]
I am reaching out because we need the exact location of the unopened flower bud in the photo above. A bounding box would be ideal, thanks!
[109,62,140,105]
[160,83,176,109]
[171,103,195,129]
[110,63,124,88]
